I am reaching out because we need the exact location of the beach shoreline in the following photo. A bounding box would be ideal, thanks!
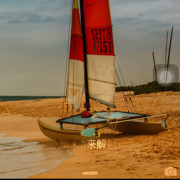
[0,91,179,179]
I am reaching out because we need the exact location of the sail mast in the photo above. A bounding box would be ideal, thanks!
[165,31,168,68]
[152,51,157,82]
[79,0,90,111]
[167,26,174,71]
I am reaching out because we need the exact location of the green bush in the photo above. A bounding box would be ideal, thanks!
[116,81,180,95]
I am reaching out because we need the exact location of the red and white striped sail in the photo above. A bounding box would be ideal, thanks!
[84,0,116,107]
[66,0,84,111]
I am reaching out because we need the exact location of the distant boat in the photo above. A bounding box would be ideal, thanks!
[38,0,168,143]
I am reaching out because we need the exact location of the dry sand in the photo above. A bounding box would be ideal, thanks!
[0,91,179,179]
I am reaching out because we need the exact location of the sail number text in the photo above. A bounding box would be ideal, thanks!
[91,28,112,54]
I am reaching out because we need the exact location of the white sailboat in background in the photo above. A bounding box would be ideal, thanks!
[38,0,168,142]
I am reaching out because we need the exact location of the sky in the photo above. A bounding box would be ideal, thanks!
[0,0,179,96]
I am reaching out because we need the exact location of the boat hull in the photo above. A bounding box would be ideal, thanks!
[37,119,98,143]
[108,119,167,134]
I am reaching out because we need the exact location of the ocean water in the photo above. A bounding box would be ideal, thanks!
[0,96,63,102]
[0,134,72,178]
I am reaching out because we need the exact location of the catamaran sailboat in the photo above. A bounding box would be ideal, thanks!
[38,0,168,142]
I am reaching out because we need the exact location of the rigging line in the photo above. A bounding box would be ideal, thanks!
[115,62,122,86]
[115,57,126,86]
[122,94,129,113]
[114,57,129,112]
[115,61,129,112]
[121,89,137,113]
[129,96,137,113]
[115,56,137,113]
[62,0,73,119]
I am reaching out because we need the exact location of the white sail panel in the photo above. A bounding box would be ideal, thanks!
[87,54,116,107]
[66,60,84,110]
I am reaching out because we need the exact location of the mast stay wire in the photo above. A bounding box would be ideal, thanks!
[115,56,137,113]
[61,0,73,120]
[115,57,129,112]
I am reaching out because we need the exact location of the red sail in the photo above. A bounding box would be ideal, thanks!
[83,0,116,108]
[84,0,114,56]
[69,0,84,61]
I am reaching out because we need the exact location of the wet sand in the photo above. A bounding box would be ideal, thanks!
[0,134,72,178]
[0,91,179,178]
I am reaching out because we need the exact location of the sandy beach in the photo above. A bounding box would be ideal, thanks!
[0,91,179,179]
